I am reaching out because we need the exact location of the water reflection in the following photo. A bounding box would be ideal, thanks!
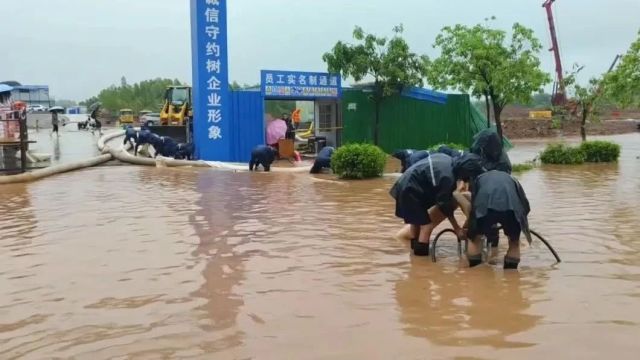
[395,259,543,349]
[52,137,61,161]
[189,171,248,351]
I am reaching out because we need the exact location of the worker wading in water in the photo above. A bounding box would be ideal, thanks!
[389,153,464,256]
[452,154,532,269]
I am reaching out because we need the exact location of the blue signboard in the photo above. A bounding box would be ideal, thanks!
[261,70,342,99]
[190,0,231,161]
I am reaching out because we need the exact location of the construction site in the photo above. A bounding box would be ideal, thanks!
[1,0,639,359]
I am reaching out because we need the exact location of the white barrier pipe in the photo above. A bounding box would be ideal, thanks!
[100,130,313,173]
[0,153,113,184]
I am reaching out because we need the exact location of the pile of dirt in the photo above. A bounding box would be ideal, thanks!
[502,118,639,139]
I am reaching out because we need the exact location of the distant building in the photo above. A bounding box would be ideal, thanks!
[0,81,50,107]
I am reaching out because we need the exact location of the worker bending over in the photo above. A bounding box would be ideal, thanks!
[310,146,335,174]
[392,149,430,173]
[389,153,463,256]
[249,145,278,172]
[452,154,532,269]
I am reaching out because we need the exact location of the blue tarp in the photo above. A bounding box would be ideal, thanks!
[0,84,13,93]
[400,87,448,104]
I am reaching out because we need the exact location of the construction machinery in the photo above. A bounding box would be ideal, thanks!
[543,0,621,115]
[146,86,193,144]
[118,109,134,125]
[160,86,192,126]
[543,0,566,107]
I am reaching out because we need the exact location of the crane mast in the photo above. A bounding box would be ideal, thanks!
[543,0,566,106]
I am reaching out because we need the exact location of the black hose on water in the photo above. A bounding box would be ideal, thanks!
[530,229,562,263]
[431,228,464,263]
[431,227,561,264]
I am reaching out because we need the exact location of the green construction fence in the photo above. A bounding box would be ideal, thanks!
[341,89,511,152]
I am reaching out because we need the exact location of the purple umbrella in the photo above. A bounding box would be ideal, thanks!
[266,118,287,145]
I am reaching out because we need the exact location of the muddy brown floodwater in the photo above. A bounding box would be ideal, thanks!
[1,133,639,359]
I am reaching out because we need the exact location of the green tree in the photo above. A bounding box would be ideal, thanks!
[530,92,552,109]
[605,31,640,108]
[89,78,183,114]
[79,96,99,107]
[425,20,551,139]
[322,24,425,145]
[562,66,604,142]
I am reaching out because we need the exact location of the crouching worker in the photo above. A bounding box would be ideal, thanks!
[390,153,464,256]
[392,149,431,173]
[452,154,532,269]
[310,146,335,174]
[249,145,278,172]
[469,129,513,248]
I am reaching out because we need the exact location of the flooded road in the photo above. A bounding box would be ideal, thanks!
[1,122,104,172]
[1,133,639,359]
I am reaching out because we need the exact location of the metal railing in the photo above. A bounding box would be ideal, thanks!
[0,112,29,174]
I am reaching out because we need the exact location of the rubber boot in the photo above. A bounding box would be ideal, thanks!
[504,256,520,270]
[467,254,483,268]
[413,241,430,256]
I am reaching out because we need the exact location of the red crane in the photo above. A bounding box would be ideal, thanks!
[543,0,567,107]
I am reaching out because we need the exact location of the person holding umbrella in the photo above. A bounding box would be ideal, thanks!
[88,103,103,136]
[49,106,64,137]
[266,115,287,151]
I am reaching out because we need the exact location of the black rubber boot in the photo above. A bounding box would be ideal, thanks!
[413,241,430,256]
[467,254,483,268]
[410,238,418,250]
[504,256,520,270]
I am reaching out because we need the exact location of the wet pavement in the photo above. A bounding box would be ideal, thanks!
[1,133,639,359]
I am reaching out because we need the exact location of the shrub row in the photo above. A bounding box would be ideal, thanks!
[540,141,620,165]
[331,141,551,179]
[331,143,387,179]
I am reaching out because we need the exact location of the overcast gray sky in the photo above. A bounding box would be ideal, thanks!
[2,0,638,101]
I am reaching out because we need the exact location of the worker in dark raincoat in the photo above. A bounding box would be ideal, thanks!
[470,129,512,173]
[436,145,465,159]
[452,154,532,269]
[249,145,278,172]
[392,149,430,173]
[469,129,513,248]
[310,146,335,174]
[390,153,464,256]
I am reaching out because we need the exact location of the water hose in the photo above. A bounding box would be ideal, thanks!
[431,227,561,263]
[530,229,562,263]
[99,130,313,172]
[430,229,464,263]
[98,130,209,168]
[0,153,113,185]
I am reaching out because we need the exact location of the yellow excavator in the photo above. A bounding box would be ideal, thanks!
[160,86,192,126]
[148,86,193,143]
